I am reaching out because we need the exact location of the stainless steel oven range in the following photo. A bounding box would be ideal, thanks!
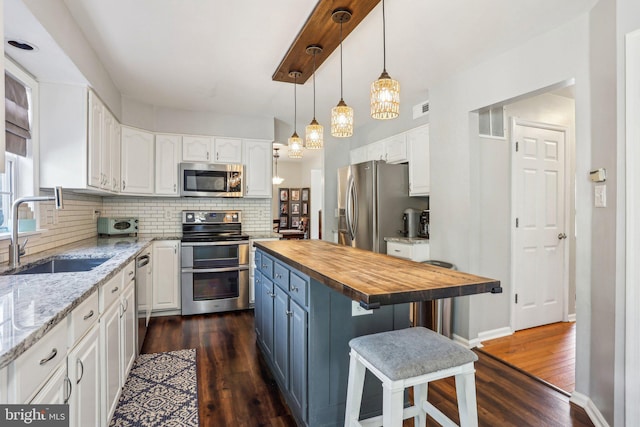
[180,210,250,315]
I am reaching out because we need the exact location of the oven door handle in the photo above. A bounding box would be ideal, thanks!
[181,266,249,274]
[181,241,249,247]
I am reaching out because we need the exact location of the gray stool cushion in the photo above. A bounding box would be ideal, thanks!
[349,327,478,381]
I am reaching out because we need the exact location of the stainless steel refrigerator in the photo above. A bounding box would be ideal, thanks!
[337,161,427,253]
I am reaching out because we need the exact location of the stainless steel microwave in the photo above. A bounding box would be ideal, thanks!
[179,163,244,197]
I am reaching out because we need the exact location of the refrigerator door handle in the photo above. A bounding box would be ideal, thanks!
[345,175,356,240]
[350,176,358,240]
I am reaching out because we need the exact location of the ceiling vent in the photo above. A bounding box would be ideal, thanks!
[412,100,429,119]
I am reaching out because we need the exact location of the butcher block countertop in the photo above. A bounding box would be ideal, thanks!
[254,240,502,309]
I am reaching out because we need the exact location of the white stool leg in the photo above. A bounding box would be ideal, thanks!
[413,382,428,427]
[381,382,404,427]
[455,370,478,427]
[344,351,366,427]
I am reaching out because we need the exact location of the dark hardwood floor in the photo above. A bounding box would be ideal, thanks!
[480,322,576,393]
[141,311,593,427]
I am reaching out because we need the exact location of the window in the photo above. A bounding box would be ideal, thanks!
[2,58,37,236]
[479,105,505,138]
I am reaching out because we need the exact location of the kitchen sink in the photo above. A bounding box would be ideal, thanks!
[11,257,112,275]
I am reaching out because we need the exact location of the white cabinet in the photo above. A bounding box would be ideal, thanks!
[214,137,243,163]
[68,325,100,427]
[386,241,430,262]
[182,136,212,162]
[30,364,68,405]
[120,279,136,384]
[366,139,386,161]
[407,125,430,196]
[88,90,120,192]
[0,367,6,404]
[243,139,272,198]
[99,272,123,426]
[155,134,181,195]
[385,133,408,164]
[152,240,180,312]
[121,126,155,194]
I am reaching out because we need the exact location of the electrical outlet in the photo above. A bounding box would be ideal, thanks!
[351,301,373,317]
[595,184,606,208]
[164,208,173,220]
[92,210,100,220]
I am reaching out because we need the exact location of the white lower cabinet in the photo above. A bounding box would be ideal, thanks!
[0,367,6,403]
[121,279,137,383]
[68,325,101,427]
[100,296,122,427]
[29,364,68,404]
[386,241,430,262]
[152,240,180,313]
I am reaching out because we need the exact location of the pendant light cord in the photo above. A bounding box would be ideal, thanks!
[382,0,387,73]
[293,73,297,133]
[312,52,317,119]
[340,20,344,100]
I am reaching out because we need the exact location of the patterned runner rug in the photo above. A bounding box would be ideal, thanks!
[109,349,199,427]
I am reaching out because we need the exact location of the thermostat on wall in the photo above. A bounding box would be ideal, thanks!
[590,168,606,182]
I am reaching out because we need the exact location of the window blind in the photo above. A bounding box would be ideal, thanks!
[5,73,30,157]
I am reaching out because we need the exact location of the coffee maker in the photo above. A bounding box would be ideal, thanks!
[402,208,421,238]
[419,210,429,239]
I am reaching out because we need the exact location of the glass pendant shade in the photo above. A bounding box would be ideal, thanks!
[272,175,284,185]
[370,71,400,119]
[272,147,284,185]
[370,0,400,120]
[331,99,354,137]
[305,119,323,149]
[288,132,303,159]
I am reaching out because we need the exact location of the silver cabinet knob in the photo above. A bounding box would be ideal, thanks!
[558,233,567,240]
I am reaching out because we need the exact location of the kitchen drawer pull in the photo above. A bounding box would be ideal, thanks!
[83,310,95,320]
[123,298,129,312]
[128,270,134,277]
[39,348,58,365]
[267,291,275,298]
[111,286,119,294]
[285,310,293,317]
[64,377,72,404]
[275,273,282,279]
[261,264,267,268]
[290,285,299,293]
[77,359,84,384]
[394,249,401,252]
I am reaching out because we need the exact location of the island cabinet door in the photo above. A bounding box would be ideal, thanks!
[288,298,307,419]
[254,270,263,338]
[260,277,275,360]
[273,285,289,386]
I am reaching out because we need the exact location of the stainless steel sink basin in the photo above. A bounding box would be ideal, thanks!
[12,257,111,275]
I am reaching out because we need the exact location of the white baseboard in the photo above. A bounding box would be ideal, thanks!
[568,313,576,322]
[451,333,477,348]
[570,392,610,427]
[452,326,513,349]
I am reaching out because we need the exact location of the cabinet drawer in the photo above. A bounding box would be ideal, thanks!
[273,262,289,289]
[289,272,309,308]
[99,270,123,313]
[68,291,99,346]
[13,319,67,403]
[386,242,412,259]
[258,253,273,277]
[123,260,135,284]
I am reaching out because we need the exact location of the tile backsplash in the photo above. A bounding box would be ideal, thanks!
[101,197,272,235]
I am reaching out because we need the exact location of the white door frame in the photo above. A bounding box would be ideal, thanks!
[625,28,640,427]
[509,118,571,330]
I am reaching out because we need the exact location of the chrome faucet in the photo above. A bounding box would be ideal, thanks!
[8,187,64,268]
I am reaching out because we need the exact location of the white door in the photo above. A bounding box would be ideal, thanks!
[512,120,566,331]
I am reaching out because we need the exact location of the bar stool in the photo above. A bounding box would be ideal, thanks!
[344,327,479,427]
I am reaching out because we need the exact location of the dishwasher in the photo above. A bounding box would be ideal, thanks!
[136,251,152,352]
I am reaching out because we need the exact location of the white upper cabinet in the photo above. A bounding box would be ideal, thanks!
[350,146,367,165]
[40,84,120,194]
[366,140,386,162]
[385,133,408,164]
[121,127,155,194]
[407,125,430,196]
[182,136,212,162]
[243,139,272,198]
[155,134,181,195]
[213,137,243,163]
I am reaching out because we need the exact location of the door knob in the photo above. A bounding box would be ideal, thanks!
[558,233,567,240]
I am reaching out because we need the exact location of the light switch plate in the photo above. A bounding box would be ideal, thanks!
[351,301,373,317]
[595,184,606,208]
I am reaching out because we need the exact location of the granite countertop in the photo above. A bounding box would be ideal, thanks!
[384,236,430,244]
[0,236,153,368]
[249,232,282,240]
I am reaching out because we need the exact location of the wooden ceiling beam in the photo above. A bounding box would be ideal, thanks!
[272,0,380,84]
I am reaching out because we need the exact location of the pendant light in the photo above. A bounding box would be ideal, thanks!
[288,71,303,159]
[331,8,354,138]
[272,147,284,185]
[370,0,400,120]
[305,45,324,149]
